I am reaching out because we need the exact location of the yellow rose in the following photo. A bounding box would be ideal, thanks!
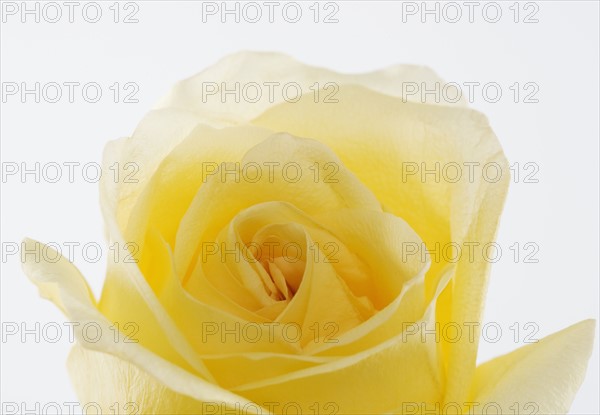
[23,52,594,414]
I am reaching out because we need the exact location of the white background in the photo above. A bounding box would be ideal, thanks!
[1,1,598,413]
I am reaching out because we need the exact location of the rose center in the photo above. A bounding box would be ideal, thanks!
[249,226,306,302]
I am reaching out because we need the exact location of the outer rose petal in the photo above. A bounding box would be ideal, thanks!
[468,320,596,415]
[105,109,206,232]
[67,346,208,414]
[108,52,461,234]
[124,124,273,253]
[21,238,264,413]
[99,138,217,376]
[158,51,465,127]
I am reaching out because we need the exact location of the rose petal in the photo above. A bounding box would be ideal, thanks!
[468,320,596,414]
[124,124,271,255]
[104,108,205,232]
[68,346,209,414]
[232,307,444,414]
[158,51,464,128]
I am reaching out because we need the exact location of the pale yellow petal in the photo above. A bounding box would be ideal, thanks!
[158,51,463,129]
[68,345,207,414]
[200,352,332,391]
[468,320,596,415]
[233,307,443,414]
[103,108,206,232]
[124,124,271,252]
[101,138,226,377]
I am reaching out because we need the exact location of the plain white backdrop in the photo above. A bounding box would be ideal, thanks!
[1,1,598,413]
